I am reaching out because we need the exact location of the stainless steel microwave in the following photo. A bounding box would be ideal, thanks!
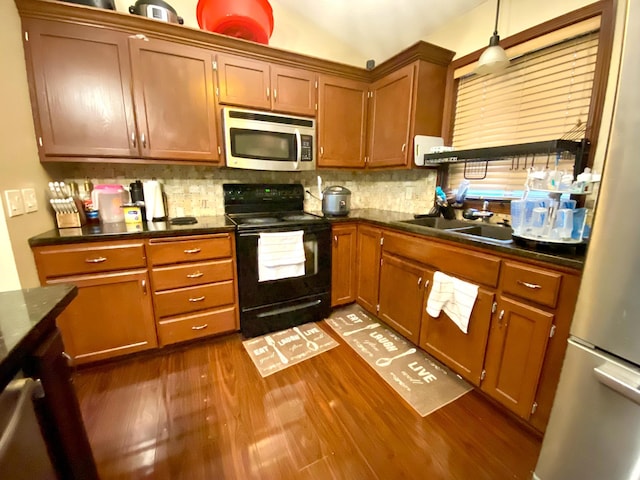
[222,107,316,171]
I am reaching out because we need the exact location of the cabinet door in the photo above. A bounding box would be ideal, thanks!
[129,38,219,162]
[331,223,358,307]
[368,63,415,168]
[216,54,271,110]
[24,19,137,158]
[271,65,316,116]
[45,270,157,365]
[355,225,382,315]
[419,270,493,386]
[482,296,554,419]
[378,253,426,343]
[317,75,368,168]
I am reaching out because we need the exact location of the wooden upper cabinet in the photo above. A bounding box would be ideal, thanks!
[216,54,271,110]
[23,19,220,163]
[368,63,415,168]
[24,19,137,158]
[216,53,317,115]
[129,37,220,162]
[271,65,316,116]
[317,75,368,168]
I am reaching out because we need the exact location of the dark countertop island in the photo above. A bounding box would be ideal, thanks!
[0,283,76,391]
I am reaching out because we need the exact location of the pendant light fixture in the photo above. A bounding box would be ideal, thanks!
[475,0,510,75]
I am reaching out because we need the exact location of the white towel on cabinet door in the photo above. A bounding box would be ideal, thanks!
[258,231,306,282]
[426,271,479,334]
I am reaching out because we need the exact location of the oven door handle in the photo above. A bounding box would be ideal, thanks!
[295,128,301,170]
[256,299,322,318]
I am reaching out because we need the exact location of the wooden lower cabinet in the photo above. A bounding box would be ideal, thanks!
[331,223,358,306]
[147,233,239,346]
[419,271,494,386]
[481,296,555,420]
[43,270,157,364]
[32,240,157,365]
[365,227,580,432]
[378,253,427,343]
[355,224,382,314]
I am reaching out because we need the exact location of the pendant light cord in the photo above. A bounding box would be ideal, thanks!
[493,0,501,36]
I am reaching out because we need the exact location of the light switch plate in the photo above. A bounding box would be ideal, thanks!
[21,188,38,213]
[4,189,25,217]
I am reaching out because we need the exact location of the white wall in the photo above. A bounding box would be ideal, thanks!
[0,197,22,292]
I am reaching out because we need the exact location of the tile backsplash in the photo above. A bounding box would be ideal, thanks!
[47,164,438,217]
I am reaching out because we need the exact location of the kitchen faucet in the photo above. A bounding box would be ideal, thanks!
[463,200,494,222]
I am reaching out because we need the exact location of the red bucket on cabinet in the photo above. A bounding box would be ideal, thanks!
[196,0,274,44]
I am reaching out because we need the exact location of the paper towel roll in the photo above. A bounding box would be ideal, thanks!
[142,180,166,221]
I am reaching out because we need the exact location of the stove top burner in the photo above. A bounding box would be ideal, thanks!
[226,211,326,229]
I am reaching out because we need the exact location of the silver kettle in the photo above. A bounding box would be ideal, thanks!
[322,186,351,217]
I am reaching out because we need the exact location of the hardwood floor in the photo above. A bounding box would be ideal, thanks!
[73,323,542,479]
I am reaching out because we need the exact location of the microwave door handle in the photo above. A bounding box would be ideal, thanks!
[295,128,301,170]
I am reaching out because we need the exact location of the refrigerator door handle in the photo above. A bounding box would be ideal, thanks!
[593,362,640,406]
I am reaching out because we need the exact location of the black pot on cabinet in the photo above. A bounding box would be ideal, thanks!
[129,0,184,24]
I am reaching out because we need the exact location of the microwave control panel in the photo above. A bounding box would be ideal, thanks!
[301,135,313,162]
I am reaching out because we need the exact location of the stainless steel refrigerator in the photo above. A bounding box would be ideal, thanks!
[534,1,640,479]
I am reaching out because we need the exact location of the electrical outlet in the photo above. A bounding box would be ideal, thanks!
[21,188,38,213]
[4,190,25,217]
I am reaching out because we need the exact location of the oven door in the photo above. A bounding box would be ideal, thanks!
[223,108,315,171]
[236,223,331,309]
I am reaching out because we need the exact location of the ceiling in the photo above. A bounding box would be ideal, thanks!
[274,0,488,61]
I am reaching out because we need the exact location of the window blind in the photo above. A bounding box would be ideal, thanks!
[448,29,599,199]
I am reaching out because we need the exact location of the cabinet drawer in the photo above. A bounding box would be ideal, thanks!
[156,306,237,346]
[383,231,501,287]
[148,234,232,266]
[154,281,235,318]
[34,242,146,278]
[500,261,562,308]
[151,259,234,291]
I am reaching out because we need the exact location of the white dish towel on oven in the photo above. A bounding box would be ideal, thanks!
[426,271,479,334]
[258,230,306,282]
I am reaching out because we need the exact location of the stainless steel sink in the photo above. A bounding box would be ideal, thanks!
[398,217,514,244]
[399,217,472,229]
[450,224,514,244]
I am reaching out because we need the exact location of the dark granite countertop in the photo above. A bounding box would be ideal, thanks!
[0,284,77,390]
[316,209,586,271]
[28,215,235,247]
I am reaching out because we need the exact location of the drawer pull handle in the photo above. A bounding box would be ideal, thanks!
[517,280,542,290]
[187,272,204,278]
[188,296,206,302]
[191,323,209,331]
[85,256,107,263]
[417,276,422,287]
[184,248,201,254]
